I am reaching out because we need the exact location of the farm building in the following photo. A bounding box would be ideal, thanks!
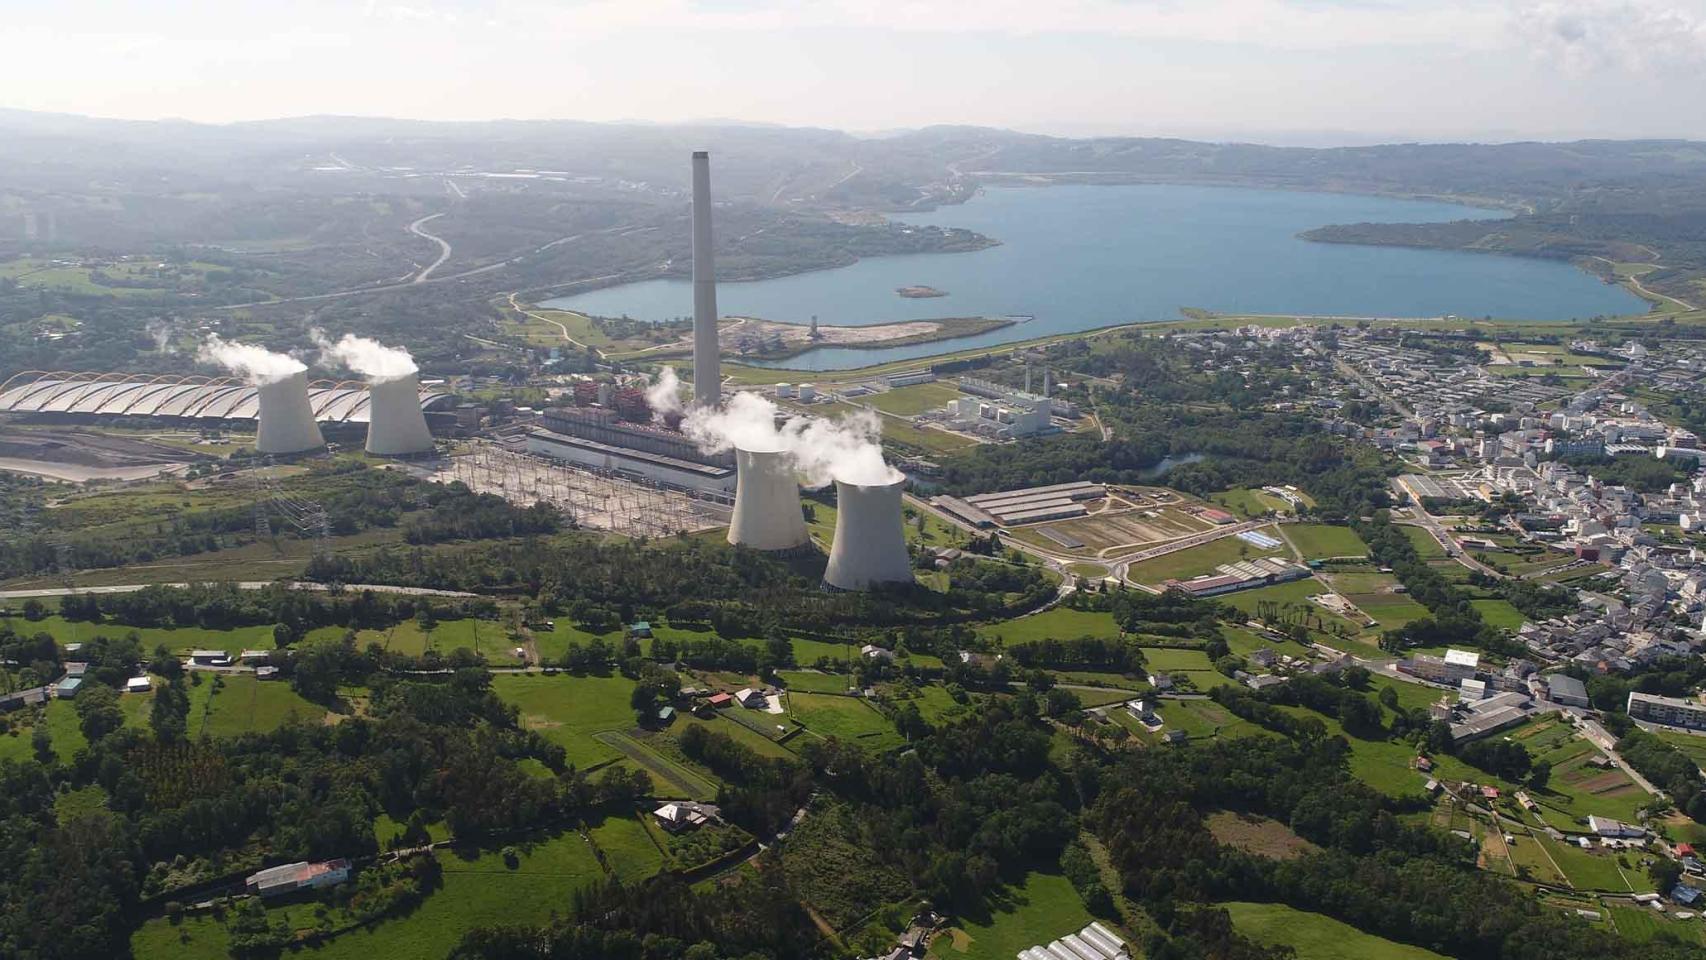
[245,859,352,897]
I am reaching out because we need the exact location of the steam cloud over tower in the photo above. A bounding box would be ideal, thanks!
[314,331,434,456]
[727,447,810,552]
[198,336,323,455]
[691,151,720,409]
[822,479,913,591]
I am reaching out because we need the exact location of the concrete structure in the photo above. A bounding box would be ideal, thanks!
[1544,673,1590,708]
[255,370,324,454]
[824,478,914,591]
[366,372,436,455]
[0,370,453,425]
[1629,691,1706,730]
[727,447,810,552]
[691,151,720,409]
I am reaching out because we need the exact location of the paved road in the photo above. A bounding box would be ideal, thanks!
[0,581,478,601]
[1335,357,1414,419]
[408,213,452,282]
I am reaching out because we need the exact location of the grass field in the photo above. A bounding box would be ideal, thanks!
[588,810,665,883]
[1469,599,1526,630]
[1400,526,1447,558]
[1505,718,1647,831]
[1222,901,1450,960]
[865,382,964,415]
[926,871,1094,960]
[1123,529,1289,584]
[975,607,1123,644]
[12,615,278,656]
[787,692,902,750]
[492,673,640,767]
[194,675,326,737]
[130,829,604,960]
[0,686,158,763]
[1210,488,1295,518]
[1282,524,1368,560]
[777,669,856,694]
[1138,647,1213,671]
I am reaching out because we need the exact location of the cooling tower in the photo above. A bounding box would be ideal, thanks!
[255,370,324,454]
[728,447,810,552]
[691,151,721,409]
[365,373,435,456]
[823,478,914,591]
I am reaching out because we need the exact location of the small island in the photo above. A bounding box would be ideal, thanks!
[897,285,948,299]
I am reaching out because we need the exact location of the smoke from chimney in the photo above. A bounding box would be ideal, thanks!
[311,329,419,382]
[683,390,901,488]
[646,366,686,423]
[197,335,305,384]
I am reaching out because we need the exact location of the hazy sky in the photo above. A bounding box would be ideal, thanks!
[8,0,1706,142]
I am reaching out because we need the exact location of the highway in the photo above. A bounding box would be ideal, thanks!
[407,213,452,282]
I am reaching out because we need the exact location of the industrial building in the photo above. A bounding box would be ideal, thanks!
[935,481,1105,528]
[727,447,810,552]
[1628,691,1706,730]
[1444,690,1536,742]
[0,370,454,428]
[1164,557,1311,597]
[525,407,734,493]
[824,478,915,590]
[1399,648,1482,685]
[941,393,1053,440]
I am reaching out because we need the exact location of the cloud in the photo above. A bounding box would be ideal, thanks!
[1513,1,1706,71]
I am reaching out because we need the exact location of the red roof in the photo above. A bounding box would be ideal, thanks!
[1481,786,1500,799]
[1680,843,1696,856]
[707,693,733,705]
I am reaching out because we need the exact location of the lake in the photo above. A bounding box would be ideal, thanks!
[544,183,1645,371]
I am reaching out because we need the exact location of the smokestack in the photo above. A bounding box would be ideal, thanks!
[1043,368,1051,398]
[255,370,324,455]
[823,478,913,591]
[728,447,810,552]
[365,372,435,456]
[691,151,720,409]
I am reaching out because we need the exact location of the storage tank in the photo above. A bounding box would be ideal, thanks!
[727,447,810,552]
[255,370,324,454]
[823,478,913,591]
[365,372,435,456]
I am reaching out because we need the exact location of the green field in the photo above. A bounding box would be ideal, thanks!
[1282,524,1368,560]
[777,669,856,694]
[1223,901,1450,960]
[1400,526,1447,558]
[1210,488,1295,518]
[787,692,902,750]
[0,686,158,763]
[492,673,641,767]
[975,606,1123,644]
[588,810,666,883]
[194,675,326,737]
[11,615,278,656]
[1469,599,1526,630]
[865,381,964,415]
[130,830,604,960]
[926,871,1094,960]
[1138,647,1213,671]
[1123,529,1289,585]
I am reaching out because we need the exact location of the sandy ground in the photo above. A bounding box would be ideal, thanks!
[720,316,942,350]
[0,457,191,483]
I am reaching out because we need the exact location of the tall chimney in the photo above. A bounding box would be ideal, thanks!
[691,151,720,408]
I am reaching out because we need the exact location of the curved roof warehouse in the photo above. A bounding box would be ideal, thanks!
[0,371,455,424]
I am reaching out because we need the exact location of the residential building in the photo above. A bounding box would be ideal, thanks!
[1628,691,1706,730]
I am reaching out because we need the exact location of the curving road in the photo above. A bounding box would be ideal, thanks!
[408,212,452,282]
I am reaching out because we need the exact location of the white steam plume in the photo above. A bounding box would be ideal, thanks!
[683,390,902,488]
[197,335,305,384]
[311,329,418,382]
[645,366,685,422]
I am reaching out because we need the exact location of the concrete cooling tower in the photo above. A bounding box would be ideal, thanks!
[822,479,914,591]
[255,370,325,454]
[365,373,435,456]
[728,447,809,552]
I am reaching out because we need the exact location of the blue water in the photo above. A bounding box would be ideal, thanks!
[546,184,1644,371]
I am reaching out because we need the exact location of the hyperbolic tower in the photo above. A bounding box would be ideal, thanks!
[822,478,913,591]
[255,370,324,455]
[727,447,810,552]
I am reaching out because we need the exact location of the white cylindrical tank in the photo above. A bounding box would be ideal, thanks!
[823,478,913,591]
[366,373,435,456]
[798,383,817,402]
[255,370,324,454]
[727,447,809,552]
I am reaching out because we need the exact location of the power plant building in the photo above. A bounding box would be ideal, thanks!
[935,481,1105,528]
[0,371,453,428]
[526,407,734,493]
[823,478,914,590]
[726,447,810,551]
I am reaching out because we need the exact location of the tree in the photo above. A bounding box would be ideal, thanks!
[1528,759,1552,790]
[76,683,125,742]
